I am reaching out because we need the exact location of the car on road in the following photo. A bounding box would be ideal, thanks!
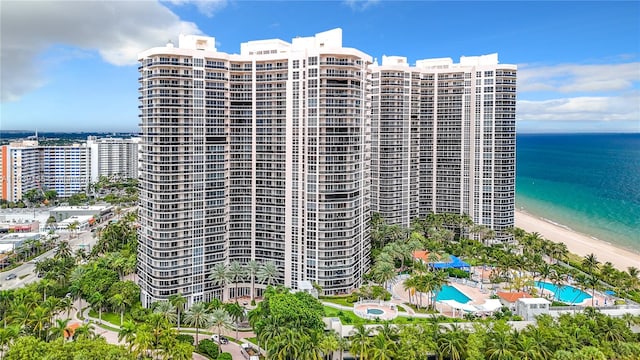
[212,334,229,344]
[5,273,17,280]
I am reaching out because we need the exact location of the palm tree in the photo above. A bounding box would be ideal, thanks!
[549,269,566,301]
[59,296,73,320]
[573,274,591,305]
[89,292,106,322]
[258,261,280,289]
[110,293,128,325]
[50,318,69,341]
[372,260,396,290]
[66,221,79,239]
[0,290,14,328]
[257,316,281,355]
[55,240,73,259]
[224,301,244,340]
[228,261,246,301]
[587,275,600,307]
[337,335,350,360]
[536,263,552,295]
[184,302,211,344]
[369,333,396,360]
[349,324,373,360]
[582,253,600,276]
[484,328,515,360]
[209,262,232,301]
[73,323,96,341]
[169,293,187,330]
[169,341,194,360]
[31,306,51,340]
[437,324,467,360]
[0,325,19,357]
[153,300,177,326]
[319,331,340,360]
[403,276,418,305]
[146,312,169,348]
[118,320,137,351]
[246,260,261,301]
[133,324,153,359]
[210,308,233,353]
[627,267,639,288]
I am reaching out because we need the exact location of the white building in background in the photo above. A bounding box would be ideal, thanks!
[0,141,41,202]
[137,29,372,306]
[40,144,90,198]
[87,136,141,182]
[1,137,140,202]
[370,54,516,234]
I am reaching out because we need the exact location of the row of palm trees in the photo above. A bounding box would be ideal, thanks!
[261,313,640,360]
[144,299,238,352]
[208,260,280,301]
[403,270,448,310]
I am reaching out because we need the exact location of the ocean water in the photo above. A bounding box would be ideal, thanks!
[516,133,640,254]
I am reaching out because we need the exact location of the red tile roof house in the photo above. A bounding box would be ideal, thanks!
[497,291,532,310]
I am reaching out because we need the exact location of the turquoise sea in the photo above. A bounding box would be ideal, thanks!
[516,133,640,254]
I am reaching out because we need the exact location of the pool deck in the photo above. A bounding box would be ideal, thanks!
[391,273,612,319]
[391,276,493,317]
[537,282,608,307]
[353,302,398,321]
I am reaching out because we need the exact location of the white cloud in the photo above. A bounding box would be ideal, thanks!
[0,0,202,102]
[517,92,640,122]
[518,62,640,93]
[164,0,227,17]
[343,0,380,11]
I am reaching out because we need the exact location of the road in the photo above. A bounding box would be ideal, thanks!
[0,229,100,290]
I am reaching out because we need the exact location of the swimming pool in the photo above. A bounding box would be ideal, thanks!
[366,308,384,315]
[435,285,472,303]
[536,281,591,304]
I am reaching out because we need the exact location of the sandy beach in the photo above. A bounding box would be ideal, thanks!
[515,210,640,271]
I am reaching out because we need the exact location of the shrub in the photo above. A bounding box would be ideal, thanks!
[217,354,232,360]
[129,304,151,322]
[446,268,470,278]
[197,339,219,359]
[176,334,195,345]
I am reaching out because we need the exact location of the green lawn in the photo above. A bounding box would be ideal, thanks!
[324,305,456,326]
[324,305,371,325]
[88,309,121,326]
[403,303,440,314]
[319,296,354,307]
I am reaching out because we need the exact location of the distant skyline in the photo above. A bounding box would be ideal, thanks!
[1,0,638,133]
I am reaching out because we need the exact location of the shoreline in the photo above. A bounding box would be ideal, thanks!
[514,209,640,271]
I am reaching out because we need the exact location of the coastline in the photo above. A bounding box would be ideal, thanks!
[514,209,640,271]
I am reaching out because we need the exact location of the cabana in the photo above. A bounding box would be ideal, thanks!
[475,299,503,314]
[430,255,471,271]
[440,299,478,317]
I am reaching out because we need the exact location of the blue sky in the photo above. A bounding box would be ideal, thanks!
[1,0,638,133]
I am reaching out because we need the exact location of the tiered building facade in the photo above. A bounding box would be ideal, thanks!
[137,29,372,306]
[137,29,516,306]
[370,55,517,232]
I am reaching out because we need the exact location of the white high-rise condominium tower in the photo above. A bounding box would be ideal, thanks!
[1,141,91,201]
[137,29,372,306]
[87,136,141,183]
[370,54,516,233]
